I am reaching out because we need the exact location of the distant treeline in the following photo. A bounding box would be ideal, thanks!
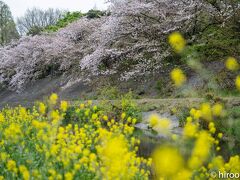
[43,10,108,34]
[18,8,108,36]
[0,0,108,46]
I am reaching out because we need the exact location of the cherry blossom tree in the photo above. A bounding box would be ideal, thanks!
[1,0,237,91]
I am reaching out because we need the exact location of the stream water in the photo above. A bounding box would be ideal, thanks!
[135,111,182,157]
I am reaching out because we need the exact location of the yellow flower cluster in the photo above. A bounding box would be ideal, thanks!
[0,94,150,179]
[150,31,240,180]
[189,102,224,121]
[150,102,240,180]
[97,134,149,179]
[19,165,30,180]
[7,160,18,174]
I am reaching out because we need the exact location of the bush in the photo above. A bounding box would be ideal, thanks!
[45,12,83,32]
[27,26,44,36]
[44,10,107,33]
[86,9,106,19]
[184,25,240,62]
[97,85,120,100]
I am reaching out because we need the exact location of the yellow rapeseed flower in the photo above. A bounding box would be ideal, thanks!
[32,170,40,178]
[93,105,98,111]
[190,108,196,117]
[149,114,159,127]
[50,110,61,123]
[4,123,23,142]
[236,75,240,91]
[132,118,137,124]
[175,169,192,180]
[0,152,8,161]
[0,113,4,123]
[194,110,202,120]
[49,93,58,105]
[208,122,216,134]
[186,116,193,123]
[65,172,73,180]
[19,165,30,180]
[158,118,170,129]
[212,103,223,117]
[200,103,212,121]
[218,133,223,139]
[154,118,171,135]
[98,136,138,179]
[121,112,126,120]
[92,113,98,120]
[225,57,239,71]
[171,68,186,87]
[225,155,240,173]
[60,101,68,112]
[168,32,186,53]
[80,103,85,109]
[183,122,198,138]
[87,100,92,105]
[7,160,18,173]
[208,156,224,169]
[152,146,184,178]
[103,115,108,121]
[188,131,213,169]
[38,102,46,114]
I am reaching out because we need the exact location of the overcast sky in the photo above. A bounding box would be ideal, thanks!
[4,0,109,19]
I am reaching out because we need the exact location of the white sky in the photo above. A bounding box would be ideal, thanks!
[4,0,109,19]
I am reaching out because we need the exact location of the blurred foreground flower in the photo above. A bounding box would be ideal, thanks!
[236,75,240,91]
[98,135,149,179]
[171,68,186,87]
[38,102,46,114]
[212,103,223,117]
[168,32,186,53]
[149,114,171,135]
[152,146,189,179]
[60,101,68,112]
[188,132,213,169]
[225,57,239,71]
[49,93,58,105]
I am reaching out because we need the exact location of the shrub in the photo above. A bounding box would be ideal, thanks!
[86,9,106,19]
[45,11,83,32]
[97,85,120,100]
